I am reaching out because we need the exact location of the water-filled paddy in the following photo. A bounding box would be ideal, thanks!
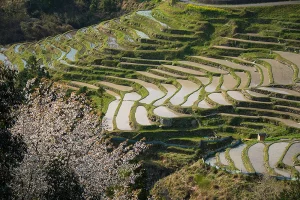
[198,100,212,109]
[134,29,150,39]
[248,143,266,173]
[283,142,300,166]
[205,76,220,92]
[181,88,201,107]
[116,101,134,130]
[209,93,231,105]
[66,47,77,61]
[104,100,120,131]
[154,106,185,118]
[229,144,248,172]
[268,142,289,169]
[136,10,169,28]
[170,80,199,105]
[219,152,228,166]
[227,91,250,101]
[154,84,177,106]
[135,106,152,126]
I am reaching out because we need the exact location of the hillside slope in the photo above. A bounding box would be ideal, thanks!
[1,1,300,199]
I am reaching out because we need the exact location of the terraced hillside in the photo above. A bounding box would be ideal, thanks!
[1,1,300,178]
[206,140,300,178]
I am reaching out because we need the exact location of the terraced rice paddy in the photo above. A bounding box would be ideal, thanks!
[170,80,199,105]
[136,10,169,28]
[66,47,77,61]
[235,72,249,89]
[258,87,300,96]
[182,88,201,107]
[196,77,210,85]
[229,144,248,172]
[177,61,228,74]
[268,142,290,176]
[2,2,300,179]
[116,101,135,130]
[134,80,165,104]
[219,152,228,166]
[205,76,220,93]
[248,143,266,173]
[104,100,120,131]
[283,142,300,166]
[275,51,300,78]
[208,93,231,105]
[134,30,150,39]
[221,74,237,90]
[262,59,294,85]
[198,100,212,109]
[135,106,152,126]
[227,91,250,102]
[154,106,186,118]
[153,84,177,106]
[207,140,300,178]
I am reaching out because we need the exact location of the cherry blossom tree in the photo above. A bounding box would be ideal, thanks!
[10,80,147,199]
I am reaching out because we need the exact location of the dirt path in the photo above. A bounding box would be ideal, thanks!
[180,1,300,8]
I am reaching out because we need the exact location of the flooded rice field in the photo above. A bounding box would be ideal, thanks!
[198,100,213,109]
[248,143,266,173]
[229,144,248,173]
[209,93,231,105]
[205,76,220,92]
[170,80,199,105]
[135,106,152,126]
[116,101,134,130]
[181,88,201,107]
[227,91,250,101]
[154,106,186,118]
[154,84,177,106]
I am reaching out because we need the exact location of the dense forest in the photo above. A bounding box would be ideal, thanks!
[0,0,153,45]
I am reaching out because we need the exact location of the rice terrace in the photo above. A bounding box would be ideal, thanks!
[1,0,300,199]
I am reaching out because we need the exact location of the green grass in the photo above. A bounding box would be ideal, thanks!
[194,174,211,189]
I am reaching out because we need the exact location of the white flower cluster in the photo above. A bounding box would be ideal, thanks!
[10,81,148,199]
